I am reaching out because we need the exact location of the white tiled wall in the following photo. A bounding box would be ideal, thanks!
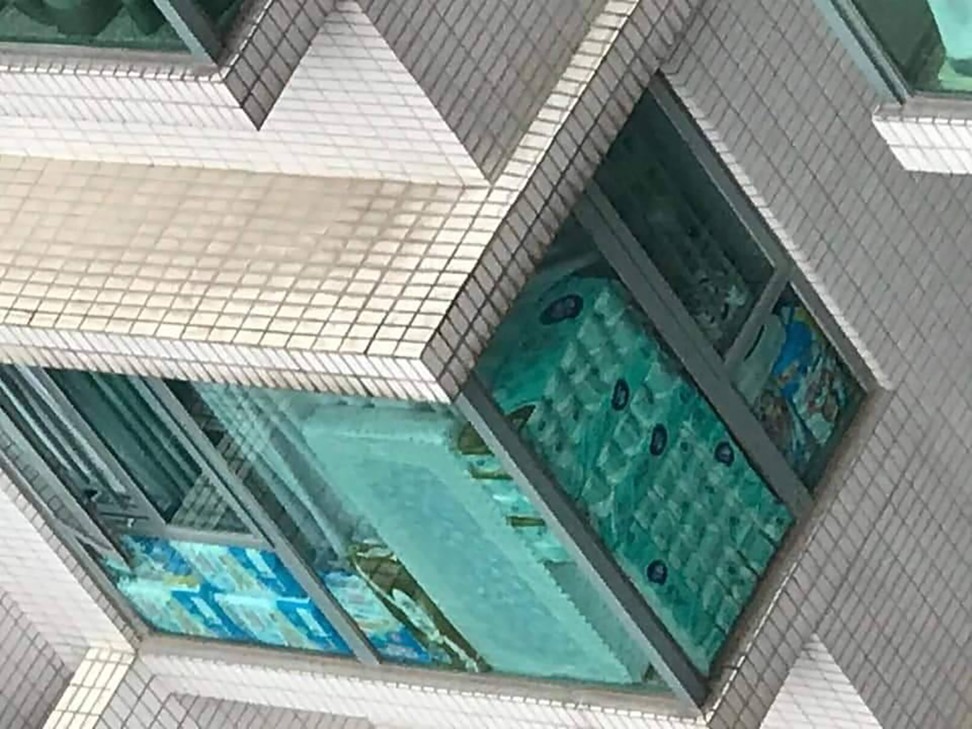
[0,157,475,398]
[360,0,605,181]
[174,695,372,729]
[422,0,703,396]
[0,3,481,184]
[0,590,72,729]
[45,649,136,729]
[0,0,657,400]
[1,0,971,727]
[0,469,132,663]
[0,0,335,135]
[763,636,881,729]
[108,635,889,729]
[142,650,703,729]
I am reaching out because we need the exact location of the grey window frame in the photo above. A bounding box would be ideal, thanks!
[456,74,872,706]
[0,0,230,62]
[150,0,223,60]
[815,0,972,107]
[814,0,911,101]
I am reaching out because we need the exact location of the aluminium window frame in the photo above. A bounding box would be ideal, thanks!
[0,71,874,711]
[150,0,223,61]
[134,378,384,665]
[814,0,911,101]
[457,73,873,707]
[0,364,381,665]
[0,0,242,63]
[456,380,708,706]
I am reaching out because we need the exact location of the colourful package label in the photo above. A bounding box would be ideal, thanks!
[170,585,248,641]
[174,542,271,597]
[275,598,351,654]
[122,536,197,585]
[213,592,310,650]
[228,546,306,599]
[323,571,431,664]
[117,579,201,637]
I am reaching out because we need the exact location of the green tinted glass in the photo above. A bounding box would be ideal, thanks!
[0,0,185,51]
[596,91,773,353]
[99,535,354,655]
[474,220,794,673]
[0,0,250,52]
[851,0,972,93]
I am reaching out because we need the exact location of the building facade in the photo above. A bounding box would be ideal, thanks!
[0,1,968,728]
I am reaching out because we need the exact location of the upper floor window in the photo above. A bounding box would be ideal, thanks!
[0,0,248,58]
[839,0,972,94]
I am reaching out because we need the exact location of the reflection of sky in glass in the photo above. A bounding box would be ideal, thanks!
[179,382,656,685]
[736,288,863,484]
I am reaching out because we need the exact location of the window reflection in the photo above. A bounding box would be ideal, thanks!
[596,93,772,352]
[852,0,972,93]
[100,536,353,654]
[475,219,793,672]
[0,0,247,51]
[173,381,657,684]
[49,369,247,534]
[0,0,184,51]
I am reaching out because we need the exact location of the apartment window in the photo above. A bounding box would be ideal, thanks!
[0,0,184,51]
[595,99,773,353]
[829,0,972,95]
[169,381,660,684]
[474,218,794,673]
[470,78,866,685]
[99,535,355,655]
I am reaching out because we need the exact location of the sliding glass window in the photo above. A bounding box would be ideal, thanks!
[0,0,185,51]
[0,361,664,687]
[838,0,972,94]
[470,78,866,677]
[474,218,794,673]
[0,0,249,57]
[171,381,660,683]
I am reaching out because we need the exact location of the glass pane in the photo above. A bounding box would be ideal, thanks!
[850,0,972,93]
[0,0,184,51]
[595,91,773,353]
[475,218,794,673]
[0,366,148,530]
[98,535,352,654]
[733,287,864,485]
[48,369,247,534]
[171,380,662,686]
